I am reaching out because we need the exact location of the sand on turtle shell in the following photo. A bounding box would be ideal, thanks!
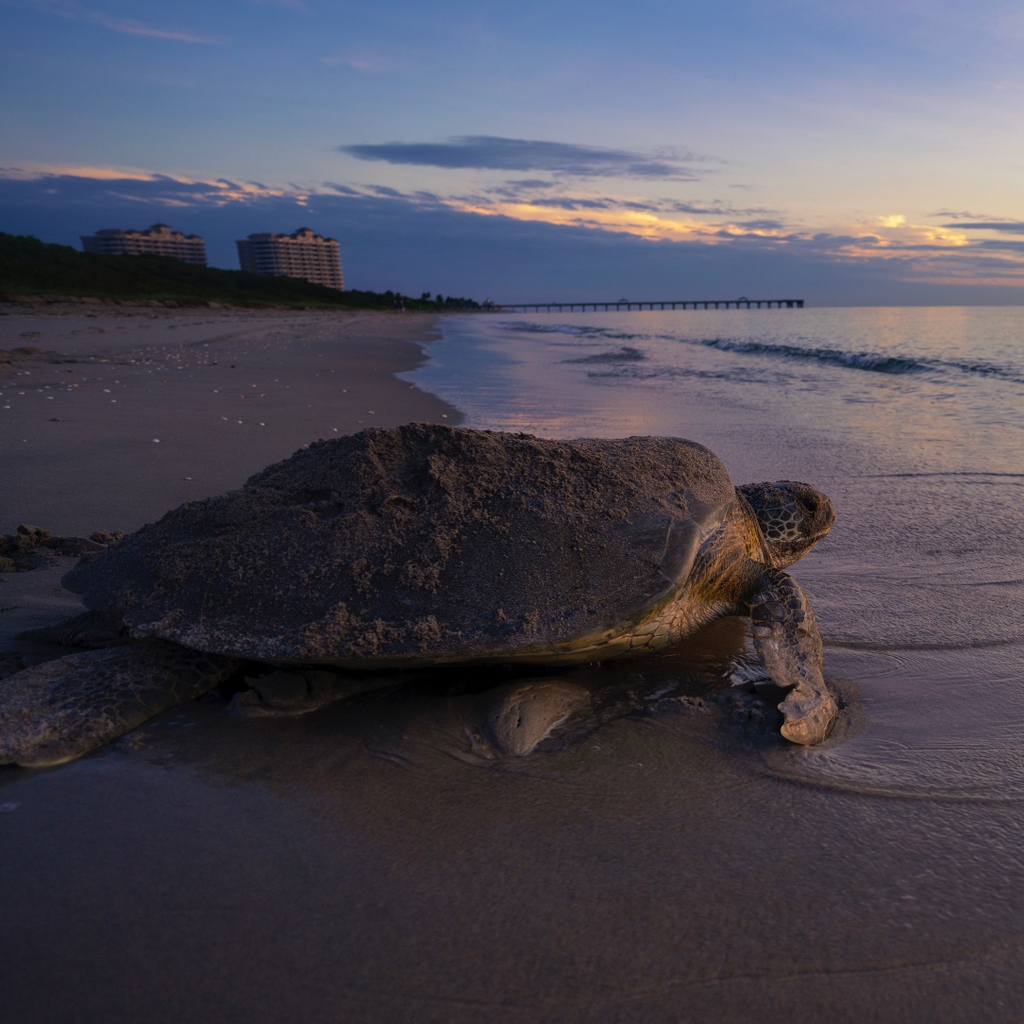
[65,425,735,662]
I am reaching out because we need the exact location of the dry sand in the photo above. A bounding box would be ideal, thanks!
[1,307,1022,1023]
[0,305,458,534]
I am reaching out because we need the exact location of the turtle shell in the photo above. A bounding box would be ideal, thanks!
[64,424,737,665]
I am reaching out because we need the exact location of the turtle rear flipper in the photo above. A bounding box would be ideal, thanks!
[749,570,837,745]
[0,640,238,767]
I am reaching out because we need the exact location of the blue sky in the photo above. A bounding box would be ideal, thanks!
[3,0,1024,302]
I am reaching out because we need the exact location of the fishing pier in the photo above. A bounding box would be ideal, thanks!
[491,297,804,313]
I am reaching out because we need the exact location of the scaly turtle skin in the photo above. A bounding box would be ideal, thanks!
[0,424,836,766]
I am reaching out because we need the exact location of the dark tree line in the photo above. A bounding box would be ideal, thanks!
[0,233,485,312]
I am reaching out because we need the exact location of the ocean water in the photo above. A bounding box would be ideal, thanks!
[404,307,1024,800]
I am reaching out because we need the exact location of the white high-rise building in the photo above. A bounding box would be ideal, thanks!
[80,223,207,265]
[236,227,344,290]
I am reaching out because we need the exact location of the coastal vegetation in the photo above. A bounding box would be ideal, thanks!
[0,233,481,311]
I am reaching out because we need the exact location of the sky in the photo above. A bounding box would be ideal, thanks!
[3,0,1024,303]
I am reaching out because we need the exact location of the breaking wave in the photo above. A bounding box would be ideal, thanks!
[696,337,1023,382]
[501,321,645,342]
[495,317,1023,383]
[564,346,646,365]
[697,338,924,374]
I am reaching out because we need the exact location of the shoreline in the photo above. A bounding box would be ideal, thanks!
[0,306,459,535]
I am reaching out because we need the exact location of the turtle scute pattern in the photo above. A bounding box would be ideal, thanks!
[749,570,817,643]
[63,425,738,665]
[762,507,801,543]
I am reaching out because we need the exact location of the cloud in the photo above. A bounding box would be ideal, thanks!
[4,167,1024,301]
[666,200,777,217]
[939,220,1024,234]
[931,209,1002,220]
[972,238,1024,251]
[735,219,787,231]
[480,181,777,220]
[0,165,298,205]
[8,0,225,43]
[340,136,713,180]
[0,162,162,181]
[505,179,558,189]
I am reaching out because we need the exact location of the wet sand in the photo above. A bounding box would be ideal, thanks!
[2,307,1023,1023]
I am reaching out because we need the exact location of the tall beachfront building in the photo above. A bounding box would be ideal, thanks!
[80,223,207,265]
[235,227,344,290]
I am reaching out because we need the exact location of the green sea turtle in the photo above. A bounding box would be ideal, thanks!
[0,423,837,767]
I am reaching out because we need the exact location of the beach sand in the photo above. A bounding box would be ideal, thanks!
[0,305,458,534]
[1,307,1022,1023]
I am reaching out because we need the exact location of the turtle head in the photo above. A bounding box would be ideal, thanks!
[737,480,835,568]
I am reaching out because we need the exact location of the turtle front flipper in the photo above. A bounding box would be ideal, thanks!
[748,570,836,745]
[0,640,238,767]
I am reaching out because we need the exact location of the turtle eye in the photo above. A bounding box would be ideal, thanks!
[804,499,818,514]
